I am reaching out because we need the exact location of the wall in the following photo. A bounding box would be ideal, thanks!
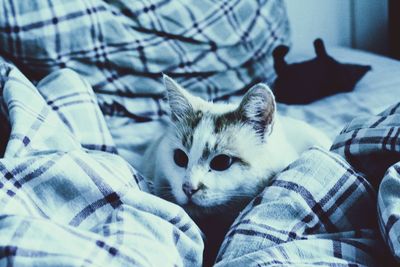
[284,0,389,55]
[352,0,389,55]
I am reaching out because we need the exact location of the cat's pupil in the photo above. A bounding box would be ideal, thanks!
[174,149,188,168]
[210,154,233,171]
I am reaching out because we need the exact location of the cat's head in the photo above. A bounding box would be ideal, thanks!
[158,75,277,217]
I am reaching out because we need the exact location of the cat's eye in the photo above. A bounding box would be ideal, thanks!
[174,149,188,168]
[210,154,233,171]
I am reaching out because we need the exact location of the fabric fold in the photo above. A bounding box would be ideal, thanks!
[0,64,203,267]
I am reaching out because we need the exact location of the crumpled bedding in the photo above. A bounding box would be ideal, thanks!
[1,63,400,266]
[0,64,203,266]
[0,0,290,168]
[1,0,400,266]
[216,105,400,266]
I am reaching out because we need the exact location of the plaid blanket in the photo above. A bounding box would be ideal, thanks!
[215,103,400,266]
[0,0,289,166]
[2,64,400,266]
[1,0,400,266]
[0,63,203,266]
[332,102,400,264]
[0,0,289,99]
[0,0,290,168]
[216,147,381,266]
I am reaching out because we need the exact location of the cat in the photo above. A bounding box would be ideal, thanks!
[140,75,330,265]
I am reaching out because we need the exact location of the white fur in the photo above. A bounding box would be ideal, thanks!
[140,76,331,218]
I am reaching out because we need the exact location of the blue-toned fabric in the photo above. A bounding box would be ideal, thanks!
[1,66,400,266]
[215,103,400,266]
[0,63,203,266]
[215,147,382,266]
[2,0,400,266]
[0,0,290,167]
[3,63,400,267]
[0,0,289,101]
[332,102,400,263]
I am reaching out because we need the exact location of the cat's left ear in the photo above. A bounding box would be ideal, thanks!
[163,74,194,122]
[237,83,276,136]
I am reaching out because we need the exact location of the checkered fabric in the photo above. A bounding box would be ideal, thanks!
[0,0,290,168]
[3,1,400,266]
[2,59,400,267]
[4,63,400,267]
[0,63,203,266]
[0,0,289,101]
[215,103,400,266]
[332,102,400,263]
[215,147,383,266]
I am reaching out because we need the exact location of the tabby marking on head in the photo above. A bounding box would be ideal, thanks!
[141,75,306,219]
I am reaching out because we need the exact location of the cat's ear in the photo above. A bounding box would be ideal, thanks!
[237,83,276,136]
[163,74,194,122]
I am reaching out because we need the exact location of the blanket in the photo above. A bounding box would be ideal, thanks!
[0,63,203,266]
[0,0,290,168]
[1,64,400,266]
[1,0,400,266]
[216,102,400,266]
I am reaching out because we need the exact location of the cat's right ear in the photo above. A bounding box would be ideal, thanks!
[237,83,276,136]
[163,74,193,122]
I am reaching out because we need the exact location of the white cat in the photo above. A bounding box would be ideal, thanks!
[141,75,330,220]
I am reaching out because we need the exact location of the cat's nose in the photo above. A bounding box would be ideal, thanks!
[182,182,200,198]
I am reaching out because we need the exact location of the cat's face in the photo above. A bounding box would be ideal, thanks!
[158,75,276,217]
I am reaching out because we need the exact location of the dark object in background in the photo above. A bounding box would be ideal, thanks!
[272,38,371,104]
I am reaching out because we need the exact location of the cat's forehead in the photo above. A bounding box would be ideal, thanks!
[176,108,243,152]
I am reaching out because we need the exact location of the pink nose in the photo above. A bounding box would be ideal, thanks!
[182,182,200,198]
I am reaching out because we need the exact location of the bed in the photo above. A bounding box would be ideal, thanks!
[0,1,399,266]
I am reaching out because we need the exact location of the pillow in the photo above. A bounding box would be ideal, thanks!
[0,0,290,103]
